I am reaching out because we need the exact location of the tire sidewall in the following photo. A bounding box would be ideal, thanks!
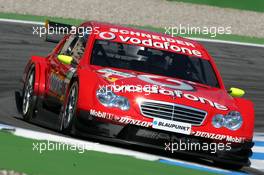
[22,66,37,121]
[59,81,79,133]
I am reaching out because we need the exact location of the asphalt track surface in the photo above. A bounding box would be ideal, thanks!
[0,21,264,174]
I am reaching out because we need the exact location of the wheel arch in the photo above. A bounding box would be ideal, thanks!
[235,98,255,140]
[25,56,48,96]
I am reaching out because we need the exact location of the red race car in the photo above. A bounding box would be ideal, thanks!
[15,20,254,169]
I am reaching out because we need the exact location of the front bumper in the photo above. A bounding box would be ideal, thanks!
[75,110,254,167]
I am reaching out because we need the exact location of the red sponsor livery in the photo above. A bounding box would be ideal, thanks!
[15,21,254,169]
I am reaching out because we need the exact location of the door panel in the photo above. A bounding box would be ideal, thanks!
[44,32,88,113]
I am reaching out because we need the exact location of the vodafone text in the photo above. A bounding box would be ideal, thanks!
[98,28,203,57]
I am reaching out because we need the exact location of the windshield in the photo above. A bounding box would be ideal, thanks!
[90,40,219,87]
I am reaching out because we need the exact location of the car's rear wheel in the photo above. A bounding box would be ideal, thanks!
[59,81,78,133]
[22,67,37,121]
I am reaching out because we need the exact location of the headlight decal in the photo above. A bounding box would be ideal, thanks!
[212,111,243,131]
[224,111,243,130]
[96,87,130,110]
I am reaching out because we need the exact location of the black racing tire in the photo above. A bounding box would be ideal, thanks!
[59,81,79,134]
[213,161,244,170]
[213,145,252,170]
[21,66,37,121]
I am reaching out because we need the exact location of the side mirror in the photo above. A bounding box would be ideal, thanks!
[57,55,73,65]
[228,87,245,97]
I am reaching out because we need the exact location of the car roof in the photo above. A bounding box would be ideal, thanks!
[81,21,211,60]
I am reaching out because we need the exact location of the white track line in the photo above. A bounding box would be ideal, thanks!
[0,18,44,25]
[250,159,264,171]
[252,146,264,153]
[0,18,264,48]
[253,136,264,142]
[188,37,264,48]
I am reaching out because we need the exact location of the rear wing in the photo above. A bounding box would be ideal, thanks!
[44,20,74,43]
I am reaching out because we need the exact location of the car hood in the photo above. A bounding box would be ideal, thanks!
[93,66,237,113]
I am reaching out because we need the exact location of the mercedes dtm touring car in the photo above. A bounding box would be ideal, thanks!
[15,20,254,169]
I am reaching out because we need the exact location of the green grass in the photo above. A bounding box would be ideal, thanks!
[167,0,264,12]
[0,132,219,175]
[0,12,264,45]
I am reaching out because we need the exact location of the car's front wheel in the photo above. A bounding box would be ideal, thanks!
[22,67,37,121]
[59,81,79,133]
